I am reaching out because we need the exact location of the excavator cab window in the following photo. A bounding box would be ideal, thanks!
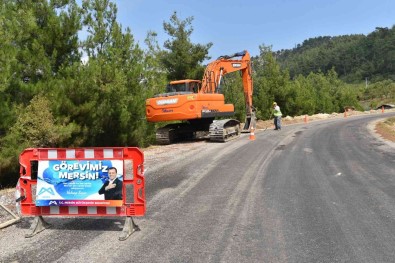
[166,84,175,92]
[166,82,200,93]
[190,82,200,93]
[166,83,189,93]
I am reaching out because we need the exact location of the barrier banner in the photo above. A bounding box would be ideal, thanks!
[36,159,124,206]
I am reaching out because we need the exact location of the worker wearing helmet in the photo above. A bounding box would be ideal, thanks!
[272,102,282,130]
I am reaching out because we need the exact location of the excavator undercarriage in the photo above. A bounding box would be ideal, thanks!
[155,113,256,144]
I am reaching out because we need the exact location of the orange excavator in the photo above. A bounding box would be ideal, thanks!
[145,50,256,144]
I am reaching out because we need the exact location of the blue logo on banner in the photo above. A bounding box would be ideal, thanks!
[37,187,55,195]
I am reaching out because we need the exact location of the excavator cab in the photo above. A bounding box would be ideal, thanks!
[165,80,201,93]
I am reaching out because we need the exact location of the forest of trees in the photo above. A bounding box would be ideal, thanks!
[0,0,394,186]
[275,26,395,83]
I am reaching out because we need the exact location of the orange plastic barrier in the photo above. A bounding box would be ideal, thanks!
[15,147,145,240]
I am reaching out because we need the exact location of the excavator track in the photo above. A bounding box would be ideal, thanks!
[156,123,195,145]
[157,114,256,144]
[155,126,175,145]
[209,119,241,142]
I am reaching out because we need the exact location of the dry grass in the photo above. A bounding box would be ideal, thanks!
[375,117,395,142]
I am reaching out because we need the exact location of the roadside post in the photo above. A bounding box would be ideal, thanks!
[15,147,145,241]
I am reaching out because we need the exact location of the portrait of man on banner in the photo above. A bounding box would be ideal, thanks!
[98,167,123,200]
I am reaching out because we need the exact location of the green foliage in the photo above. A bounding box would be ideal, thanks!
[221,74,246,122]
[50,0,152,147]
[0,0,83,186]
[10,0,80,85]
[253,45,363,119]
[253,45,291,119]
[0,0,81,134]
[4,95,76,148]
[143,31,168,96]
[0,95,78,184]
[276,26,395,83]
[82,0,117,58]
[161,11,212,80]
[362,80,395,108]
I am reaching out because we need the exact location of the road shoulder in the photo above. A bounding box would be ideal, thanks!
[367,118,395,148]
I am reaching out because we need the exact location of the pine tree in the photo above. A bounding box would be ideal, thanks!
[53,0,148,146]
[161,11,212,80]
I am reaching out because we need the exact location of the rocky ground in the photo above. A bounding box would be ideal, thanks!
[1,109,394,228]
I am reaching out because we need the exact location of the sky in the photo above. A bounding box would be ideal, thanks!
[103,0,395,60]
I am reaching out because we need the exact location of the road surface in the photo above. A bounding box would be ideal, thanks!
[1,112,394,263]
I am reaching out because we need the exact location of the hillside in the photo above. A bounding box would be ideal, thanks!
[274,26,395,83]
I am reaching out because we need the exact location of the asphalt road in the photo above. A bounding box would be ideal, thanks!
[1,112,395,263]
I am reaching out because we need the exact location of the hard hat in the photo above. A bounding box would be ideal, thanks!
[273,102,277,105]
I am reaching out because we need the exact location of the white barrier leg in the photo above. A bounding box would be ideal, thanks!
[25,216,50,238]
[119,217,140,241]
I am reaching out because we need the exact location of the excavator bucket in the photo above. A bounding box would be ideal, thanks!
[242,112,257,133]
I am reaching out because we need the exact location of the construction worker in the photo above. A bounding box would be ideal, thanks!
[272,102,282,130]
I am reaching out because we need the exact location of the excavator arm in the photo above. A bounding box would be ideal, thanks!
[201,50,255,130]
